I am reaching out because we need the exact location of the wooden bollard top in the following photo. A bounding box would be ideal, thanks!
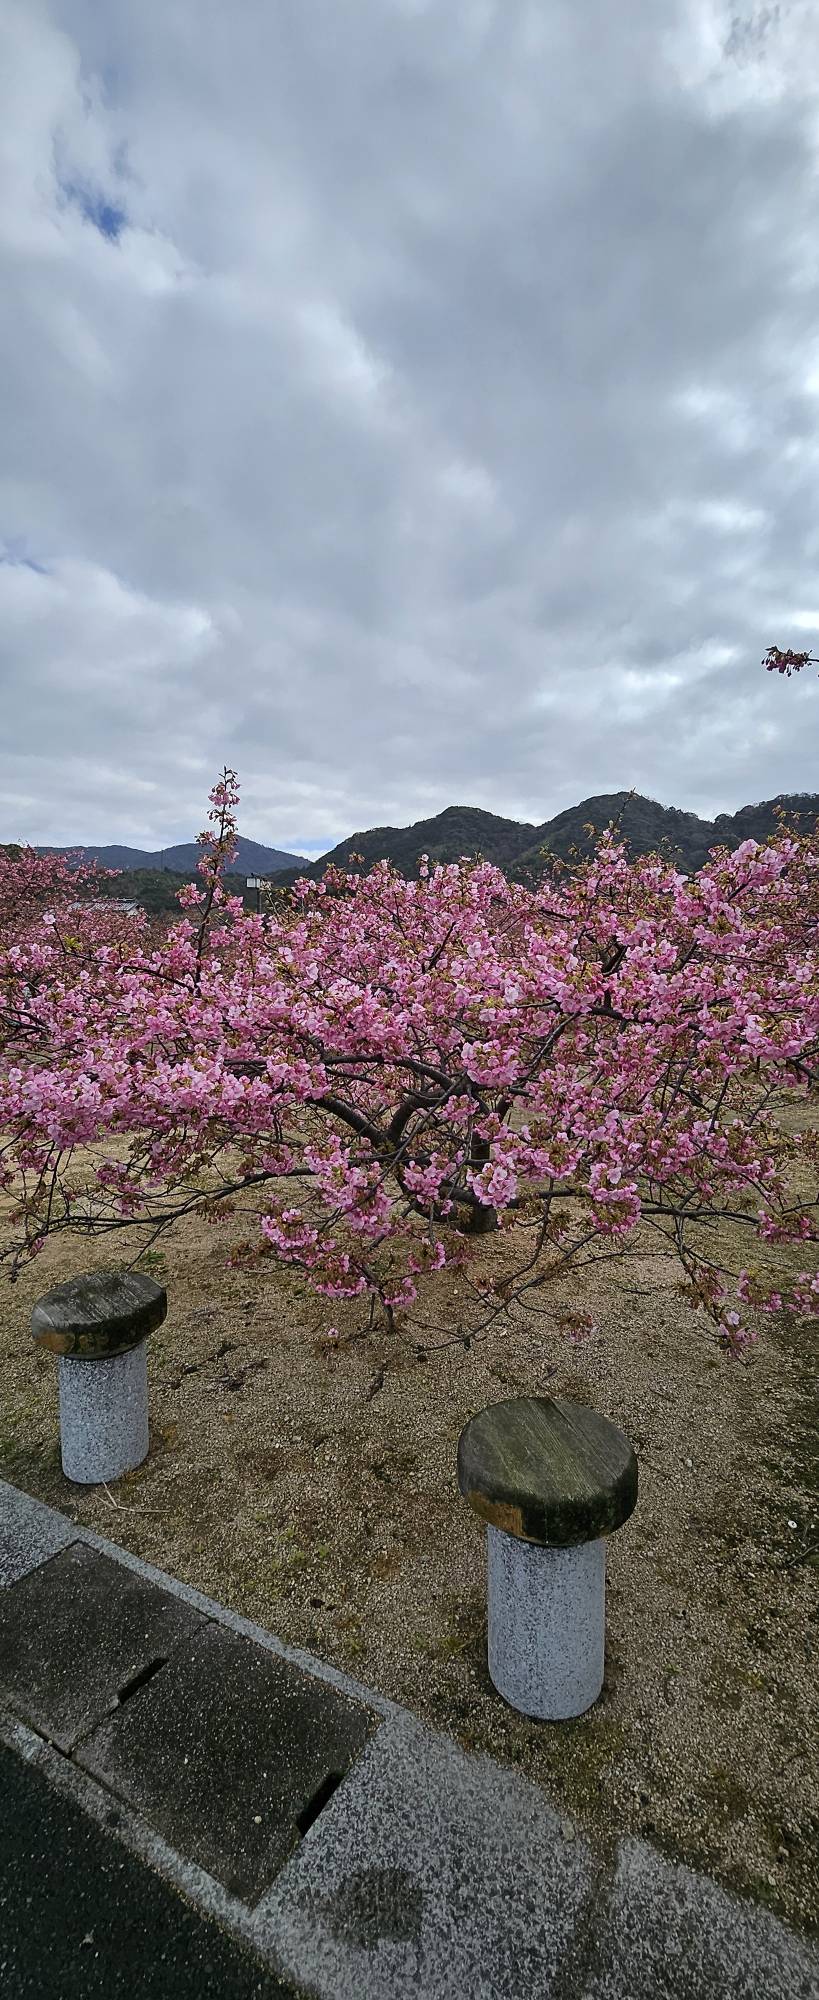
[31,1271,168,1359]
[457,1396,638,1548]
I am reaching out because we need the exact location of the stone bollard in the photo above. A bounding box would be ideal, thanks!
[31,1272,167,1485]
[457,1395,637,1720]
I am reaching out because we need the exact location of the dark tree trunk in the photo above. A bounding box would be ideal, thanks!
[468,1202,499,1235]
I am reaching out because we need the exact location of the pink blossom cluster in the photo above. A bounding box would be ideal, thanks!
[1,771,817,1356]
[763,646,819,677]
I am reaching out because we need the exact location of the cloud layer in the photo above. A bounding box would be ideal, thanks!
[2,0,818,851]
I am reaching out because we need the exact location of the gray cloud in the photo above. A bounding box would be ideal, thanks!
[1,0,817,852]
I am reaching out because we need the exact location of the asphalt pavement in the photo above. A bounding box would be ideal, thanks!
[0,1744,301,2000]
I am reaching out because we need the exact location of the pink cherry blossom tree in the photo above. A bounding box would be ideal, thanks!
[1,768,817,1357]
[0,843,136,951]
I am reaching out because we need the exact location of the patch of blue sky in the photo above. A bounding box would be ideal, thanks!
[59,177,128,241]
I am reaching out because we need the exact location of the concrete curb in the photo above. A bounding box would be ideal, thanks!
[2,1479,818,1999]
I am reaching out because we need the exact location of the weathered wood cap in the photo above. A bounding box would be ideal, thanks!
[32,1271,167,1359]
[457,1395,638,1548]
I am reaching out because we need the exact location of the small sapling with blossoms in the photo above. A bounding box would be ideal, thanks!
[0,738,817,1361]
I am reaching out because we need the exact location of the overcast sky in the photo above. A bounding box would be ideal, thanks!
[1,1,818,856]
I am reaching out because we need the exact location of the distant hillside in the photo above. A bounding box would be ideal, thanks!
[277,791,819,885]
[63,865,306,918]
[23,792,819,903]
[35,835,306,876]
[506,790,819,876]
[711,794,819,846]
[104,870,192,915]
[513,793,719,876]
[275,805,537,885]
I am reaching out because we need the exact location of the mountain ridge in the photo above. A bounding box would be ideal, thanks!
[34,835,307,875]
[297,804,538,880]
[275,790,819,883]
[26,790,819,888]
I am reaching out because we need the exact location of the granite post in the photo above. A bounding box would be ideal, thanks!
[31,1271,167,1486]
[458,1395,638,1721]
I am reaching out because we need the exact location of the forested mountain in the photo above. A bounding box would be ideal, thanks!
[276,791,819,884]
[34,835,306,875]
[513,793,718,875]
[20,792,819,912]
[284,805,537,882]
[711,794,819,847]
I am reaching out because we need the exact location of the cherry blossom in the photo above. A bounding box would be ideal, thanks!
[1,768,817,1358]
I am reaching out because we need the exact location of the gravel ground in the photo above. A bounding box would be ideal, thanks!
[1,1194,817,1934]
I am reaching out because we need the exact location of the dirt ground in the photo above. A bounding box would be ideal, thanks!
[1,1191,817,1935]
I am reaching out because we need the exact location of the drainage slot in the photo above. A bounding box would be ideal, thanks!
[296,1770,343,1837]
[117,1657,168,1706]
